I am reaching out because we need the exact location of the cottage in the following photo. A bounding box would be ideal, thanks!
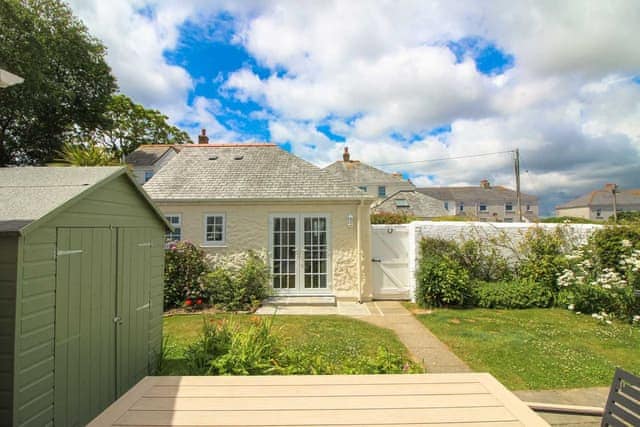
[144,144,375,301]
[125,144,180,184]
[0,167,168,427]
[324,148,415,200]
[556,184,640,220]
[418,180,539,222]
[373,190,448,219]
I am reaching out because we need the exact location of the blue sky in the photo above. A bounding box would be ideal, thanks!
[70,1,640,216]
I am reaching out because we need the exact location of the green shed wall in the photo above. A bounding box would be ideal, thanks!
[0,236,19,427]
[12,174,165,427]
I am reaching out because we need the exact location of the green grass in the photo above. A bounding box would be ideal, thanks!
[414,308,640,390]
[160,314,413,375]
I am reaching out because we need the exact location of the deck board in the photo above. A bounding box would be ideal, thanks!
[89,374,549,426]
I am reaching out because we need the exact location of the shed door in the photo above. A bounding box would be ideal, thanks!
[54,228,117,426]
[116,228,152,395]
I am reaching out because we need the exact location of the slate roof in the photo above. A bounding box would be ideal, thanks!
[125,145,179,167]
[143,144,373,201]
[418,186,538,204]
[324,160,413,186]
[0,166,125,233]
[557,188,640,209]
[374,190,448,218]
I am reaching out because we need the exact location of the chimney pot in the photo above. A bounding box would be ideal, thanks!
[604,183,618,192]
[198,128,209,144]
[480,179,490,189]
[343,146,350,162]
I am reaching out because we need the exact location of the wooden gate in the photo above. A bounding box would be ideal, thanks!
[371,225,410,300]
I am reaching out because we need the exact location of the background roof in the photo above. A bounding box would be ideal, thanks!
[0,166,124,232]
[144,145,372,201]
[557,188,640,209]
[375,190,448,218]
[418,186,538,204]
[324,160,412,185]
[125,145,178,167]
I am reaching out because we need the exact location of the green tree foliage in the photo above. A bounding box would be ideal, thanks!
[56,142,118,166]
[0,0,117,165]
[370,212,417,224]
[71,94,192,157]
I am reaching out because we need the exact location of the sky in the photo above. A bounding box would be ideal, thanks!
[67,0,640,216]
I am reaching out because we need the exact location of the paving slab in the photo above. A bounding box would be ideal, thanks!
[354,301,472,373]
[514,387,608,427]
[255,300,371,316]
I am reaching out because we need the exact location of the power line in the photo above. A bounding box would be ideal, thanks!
[372,149,515,167]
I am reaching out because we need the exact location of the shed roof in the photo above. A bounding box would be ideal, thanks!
[417,186,538,204]
[324,160,412,186]
[374,190,448,218]
[0,166,168,234]
[556,188,640,209]
[143,144,372,201]
[125,145,179,167]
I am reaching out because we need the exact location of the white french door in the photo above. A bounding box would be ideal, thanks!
[270,214,331,295]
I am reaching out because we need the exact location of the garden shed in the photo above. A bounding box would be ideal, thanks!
[0,167,169,427]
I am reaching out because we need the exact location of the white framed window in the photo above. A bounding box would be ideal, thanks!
[144,170,154,182]
[358,185,367,192]
[479,203,488,212]
[504,217,513,223]
[204,214,226,245]
[526,204,532,212]
[395,199,410,208]
[505,202,514,212]
[378,186,386,197]
[596,208,602,218]
[459,202,464,212]
[444,201,449,211]
[165,214,181,241]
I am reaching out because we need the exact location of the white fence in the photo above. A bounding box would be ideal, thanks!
[372,221,601,302]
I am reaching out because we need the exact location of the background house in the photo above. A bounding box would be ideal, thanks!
[324,148,415,200]
[418,180,539,222]
[125,144,180,184]
[0,167,167,427]
[144,144,375,301]
[373,190,448,219]
[556,184,640,220]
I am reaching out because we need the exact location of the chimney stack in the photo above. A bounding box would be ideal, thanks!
[480,179,491,189]
[198,128,209,144]
[604,183,618,192]
[343,146,350,162]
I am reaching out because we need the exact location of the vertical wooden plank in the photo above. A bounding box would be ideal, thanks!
[53,228,69,427]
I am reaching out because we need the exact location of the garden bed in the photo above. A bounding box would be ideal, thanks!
[159,314,418,375]
[413,307,639,390]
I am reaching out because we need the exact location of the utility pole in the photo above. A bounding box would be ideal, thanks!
[514,148,523,222]
[611,184,618,223]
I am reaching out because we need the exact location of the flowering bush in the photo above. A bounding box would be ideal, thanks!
[164,241,210,310]
[201,250,270,311]
[558,229,640,321]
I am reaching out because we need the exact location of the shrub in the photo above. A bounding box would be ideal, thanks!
[371,212,417,224]
[164,241,210,309]
[540,216,597,224]
[184,316,418,375]
[517,227,572,294]
[202,250,270,311]
[472,279,554,309]
[416,255,471,307]
[590,225,640,273]
[608,211,640,224]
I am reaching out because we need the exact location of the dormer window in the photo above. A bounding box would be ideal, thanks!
[395,199,409,208]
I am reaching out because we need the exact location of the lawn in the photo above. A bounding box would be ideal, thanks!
[413,308,640,390]
[160,314,414,375]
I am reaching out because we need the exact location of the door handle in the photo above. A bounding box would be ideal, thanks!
[372,258,382,263]
[113,316,123,325]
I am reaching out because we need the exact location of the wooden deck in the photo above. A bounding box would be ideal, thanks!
[89,374,550,426]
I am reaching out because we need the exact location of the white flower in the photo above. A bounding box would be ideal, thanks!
[621,239,632,248]
[605,320,613,325]
[568,304,575,311]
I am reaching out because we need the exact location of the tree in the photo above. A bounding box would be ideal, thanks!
[56,142,118,166]
[0,0,117,165]
[72,94,192,158]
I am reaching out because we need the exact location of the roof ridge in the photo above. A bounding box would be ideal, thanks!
[181,143,277,147]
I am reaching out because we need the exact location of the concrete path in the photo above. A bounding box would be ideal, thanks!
[355,301,472,373]
[514,387,608,427]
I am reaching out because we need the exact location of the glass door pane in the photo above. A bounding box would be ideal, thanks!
[303,216,328,289]
[272,216,297,290]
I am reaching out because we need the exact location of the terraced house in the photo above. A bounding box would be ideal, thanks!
[143,144,376,301]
